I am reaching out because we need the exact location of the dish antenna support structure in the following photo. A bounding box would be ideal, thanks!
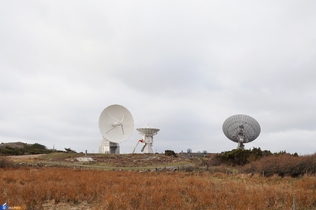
[222,114,261,150]
[98,104,134,154]
[135,124,160,154]
[187,148,192,156]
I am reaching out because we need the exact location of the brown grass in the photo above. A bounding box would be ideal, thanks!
[243,154,316,177]
[1,168,316,210]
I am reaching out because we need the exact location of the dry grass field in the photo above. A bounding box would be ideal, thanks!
[1,166,316,210]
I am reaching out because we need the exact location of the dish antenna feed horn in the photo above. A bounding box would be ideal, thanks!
[222,114,261,150]
[99,104,134,154]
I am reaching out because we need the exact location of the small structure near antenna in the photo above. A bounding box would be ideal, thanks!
[98,104,134,154]
[222,114,261,150]
[135,124,160,154]
[187,148,192,156]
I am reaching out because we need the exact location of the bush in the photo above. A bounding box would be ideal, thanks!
[210,148,272,166]
[165,150,177,157]
[25,143,48,154]
[0,146,25,155]
[0,143,52,155]
[65,148,76,153]
[0,157,17,168]
[243,154,316,177]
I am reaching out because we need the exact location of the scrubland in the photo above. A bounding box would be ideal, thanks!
[1,167,316,210]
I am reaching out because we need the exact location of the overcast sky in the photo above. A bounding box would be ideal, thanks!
[1,1,316,155]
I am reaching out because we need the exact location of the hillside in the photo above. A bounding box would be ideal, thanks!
[0,142,53,155]
[6,152,206,171]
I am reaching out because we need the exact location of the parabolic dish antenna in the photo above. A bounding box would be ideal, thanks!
[136,123,160,154]
[187,148,192,156]
[222,114,261,149]
[99,104,134,143]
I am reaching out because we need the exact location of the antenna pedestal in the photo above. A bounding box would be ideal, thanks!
[141,142,153,153]
[237,141,245,150]
[99,138,120,154]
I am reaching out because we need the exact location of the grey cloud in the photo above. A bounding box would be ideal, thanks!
[1,1,316,154]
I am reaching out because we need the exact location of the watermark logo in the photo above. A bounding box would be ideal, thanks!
[0,203,7,210]
[1,203,23,210]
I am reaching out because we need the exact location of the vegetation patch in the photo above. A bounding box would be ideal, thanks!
[1,168,316,209]
[0,157,17,169]
[0,142,55,155]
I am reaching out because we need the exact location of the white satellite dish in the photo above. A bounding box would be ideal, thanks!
[135,123,160,154]
[99,104,134,144]
[222,114,261,150]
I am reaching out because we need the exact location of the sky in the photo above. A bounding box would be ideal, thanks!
[1,1,316,155]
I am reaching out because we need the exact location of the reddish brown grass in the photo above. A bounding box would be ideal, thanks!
[1,168,316,209]
[243,154,316,177]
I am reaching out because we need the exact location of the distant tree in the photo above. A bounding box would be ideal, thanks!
[31,143,46,150]
[0,142,52,155]
[25,143,48,154]
[65,148,76,153]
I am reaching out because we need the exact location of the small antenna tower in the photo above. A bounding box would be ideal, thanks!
[187,148,192,156]
[135,124,160,154]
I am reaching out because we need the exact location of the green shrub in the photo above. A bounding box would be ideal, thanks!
[64,148,76,153]
[0,146,25,155]
[0,143,53,155]
[210,148,272,166]
[165,150,177,157]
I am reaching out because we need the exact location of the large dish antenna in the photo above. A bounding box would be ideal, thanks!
[99,104,134,144]
[136,124,160,154]
[222,114,261,149]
